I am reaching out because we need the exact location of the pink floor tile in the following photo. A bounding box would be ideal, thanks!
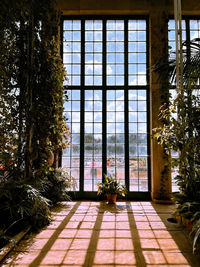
[76,229,93,238]
[116,238,134,250]
[50,238,72,250]
[63,250,87,265]
[26,238,49,250]
[138,230,155,238]
[51,215,66,221]
[134,215,148,222]
[66,221,80,228]
[143,251,166,264]
[116,229,132,238]
[116,215,129,221]
[94,251,114,264]
[70,238,90,250]
[70,215,85,221]
[150,221,166,229]
[116,221,130,229]
[135,221,151,230]
[45,220,63,229]
[97,238,115,250]
[140,239,160,249]
[83,215,98,221]
[100,222,115,229]
[12,250,42,265]
[114,251,136,265]
[147,215,162,221]
[40,250,66,265]
[163,251,189,264]
[58,229,77,238]
[153,230,172,239]
[99,230,115,238]
[157,238,179,250]
[35,229,56,239]
[102,215,116,221]
[80,221,95,229]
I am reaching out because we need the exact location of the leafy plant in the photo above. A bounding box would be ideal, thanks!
[0,0,71,236]
[38,168,77,204]
[191,219,200,253]
[153,39,200,201]
[0,218,24,249]
[0,176,51,229]
[0,0,69,180]
[97,174,127,197]
[153,38,200,251]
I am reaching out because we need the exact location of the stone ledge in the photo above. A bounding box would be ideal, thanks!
[0,226,31,263]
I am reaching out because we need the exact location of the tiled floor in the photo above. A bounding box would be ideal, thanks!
[2,201,200,267]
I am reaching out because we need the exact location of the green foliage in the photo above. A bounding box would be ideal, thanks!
[0,176,51,229]
[0,0,72,237]
[0,0,69,179]
[191,219,200,253]
[174,200,200,219]
[38,168,77,204]
[153,40,200,200]
[97,174,127,197]
[154,39,200,251]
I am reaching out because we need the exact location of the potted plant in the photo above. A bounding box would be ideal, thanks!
[96,174,127,204]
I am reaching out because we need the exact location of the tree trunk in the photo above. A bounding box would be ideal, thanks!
[24,3,34,180]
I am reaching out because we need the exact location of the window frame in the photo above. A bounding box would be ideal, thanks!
[60,15,151,199]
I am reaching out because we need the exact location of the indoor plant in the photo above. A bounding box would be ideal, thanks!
[97,174,127,204]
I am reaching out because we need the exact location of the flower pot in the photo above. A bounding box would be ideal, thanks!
[106,194,117,204]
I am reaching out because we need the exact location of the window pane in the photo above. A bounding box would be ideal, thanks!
[63,20,81,85]
[62,89,80,191]
[85,20,103,86]
[128,20,147,85]
[84,90,102,191]
[106,20,124,85]
[128,90,148,191]
[106,90,125,184]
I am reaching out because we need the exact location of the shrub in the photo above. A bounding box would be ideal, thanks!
[40,168,76,204]
[0,176,51,229]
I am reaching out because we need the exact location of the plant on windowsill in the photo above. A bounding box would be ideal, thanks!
[96,174,127,204]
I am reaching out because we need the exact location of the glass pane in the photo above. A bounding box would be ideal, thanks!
[128,89,148,191]
[63,20,81,85]
[62,89,80,191]
[85,20,103,86]
[128,20,147,85]
[106,20,124,85]
[84,90,102,191]
[106,90,125,184]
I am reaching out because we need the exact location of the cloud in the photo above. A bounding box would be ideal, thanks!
[129,72,146,86]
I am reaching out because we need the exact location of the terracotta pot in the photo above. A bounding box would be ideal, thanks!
[106,194,117,204]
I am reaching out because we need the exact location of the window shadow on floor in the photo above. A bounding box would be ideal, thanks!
[3,201,200,266]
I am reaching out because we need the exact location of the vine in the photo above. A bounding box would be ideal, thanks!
[0,0,71,230]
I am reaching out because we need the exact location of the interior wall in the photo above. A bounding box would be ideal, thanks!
[58,0,200,15]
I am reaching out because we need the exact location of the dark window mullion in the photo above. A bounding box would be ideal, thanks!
[102,19,107,182]
[80,20,85,192]
[124,19,129,190]
[186,19,191,60]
